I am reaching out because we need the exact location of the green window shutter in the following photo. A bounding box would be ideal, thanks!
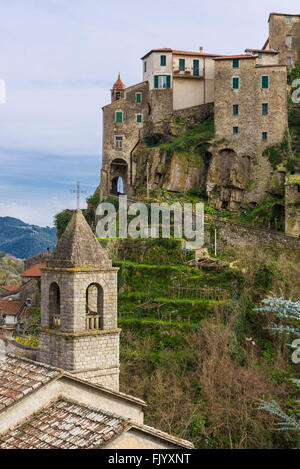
[233,104,239,116]
[144,61,147,73]
[262,132,268,141]
[258,53,263,59]
[179,59,185,71]
[233,126,239,135]
[154,75,159,89]
[193,59,199,76]
[232,59,239,68]
[136,93,141,103]
[232,77,239,89]
[136,114,142,123]
[161,55,166,66]
[115,111,123,123]
[262,75,269,89]
[166,75,171,88]
[262,103,268,115]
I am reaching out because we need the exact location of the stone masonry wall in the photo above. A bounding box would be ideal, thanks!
[204,215,300,251]
[208,57,287,210]
[38,267,120,391]
[269,14,300,66]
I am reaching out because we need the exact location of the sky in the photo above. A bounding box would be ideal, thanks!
[0,0,299,227]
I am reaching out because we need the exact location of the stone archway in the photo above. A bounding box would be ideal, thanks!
[110,158,128,195]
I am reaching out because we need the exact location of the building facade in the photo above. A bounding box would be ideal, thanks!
[38,210,120,391]
[265,13,300,67]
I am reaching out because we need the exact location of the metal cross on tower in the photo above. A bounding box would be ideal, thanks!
[70,181,87,210]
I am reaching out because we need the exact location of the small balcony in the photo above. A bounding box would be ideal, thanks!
[51,314,61,329]
[173,68,204,79]
[86,314,102,330]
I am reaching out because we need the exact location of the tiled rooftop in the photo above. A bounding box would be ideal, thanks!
[0,300,25,317]
[21,263,46,278]
[0,355,61,412]
[0,399,126,449]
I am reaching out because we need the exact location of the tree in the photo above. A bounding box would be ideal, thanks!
[257,298,300,435]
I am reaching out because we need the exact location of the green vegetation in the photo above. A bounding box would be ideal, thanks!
[158,118,214,159]
[0,252,23,285]
[117,237,300,448]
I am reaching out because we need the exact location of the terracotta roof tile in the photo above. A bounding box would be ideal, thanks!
[0,355,61,412]
[112,74,126,90]
[0,300,24,316]
[21,263,46,278]
[0,286,20,293]
[0,399,126,449]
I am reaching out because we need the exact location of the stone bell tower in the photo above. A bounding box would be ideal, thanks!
[111,73,126,102]
[38,210,120,391]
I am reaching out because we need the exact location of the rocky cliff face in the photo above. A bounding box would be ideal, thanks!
[131,102,291,216]
[133,104,214,195]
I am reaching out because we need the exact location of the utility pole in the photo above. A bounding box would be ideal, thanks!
[214,229,217,257]
[146,162,149,199]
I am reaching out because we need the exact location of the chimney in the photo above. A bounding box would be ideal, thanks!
[199,46,204,53]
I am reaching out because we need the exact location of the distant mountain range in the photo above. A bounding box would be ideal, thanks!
[0,217,57,259]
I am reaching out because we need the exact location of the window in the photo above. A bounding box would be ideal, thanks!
[258,53,263,59]
[193,59,199,76]
[179,58,185,71]
[115,91,121,100]
[154,75,171,89]
[262,103,268,115]
[136,92,142,103]
[115,136,123,148]
[233,104,239,116]
[232,77,240,89]
[161,55,166,66]
[262,75,269,89]
[136,114,142,123]
[286,16,292,25]
[286,35,292,47]
[115,111,123,123]
[233,126,239,135]
[287,57,292,66]
[262,132,268,141]
[144,61,147,73]
[232,58,240,68]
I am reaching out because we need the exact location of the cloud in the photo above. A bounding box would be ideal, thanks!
[0,0,299,225]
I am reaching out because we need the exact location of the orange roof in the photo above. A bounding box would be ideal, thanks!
[21,263,46,278]
[141,48,223,60]
[214,55,256,60]
[0,285,20,292]
[172,50,223,57]
[0,300,24,316]
[112,74,126,90]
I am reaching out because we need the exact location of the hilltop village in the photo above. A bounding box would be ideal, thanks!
[98,12,300,237]
[0,11,300,451]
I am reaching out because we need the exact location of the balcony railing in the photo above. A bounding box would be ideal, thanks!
[51,315,61,329]
[86,314,101,330]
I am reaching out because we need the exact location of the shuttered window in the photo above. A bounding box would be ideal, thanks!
[179,59,185,71]
[136,114,142,123]
[262,103,268,115]
[262,132,268,141]
[233,126,239,135]
[232,59,240,68]
[136,93,142,103]
[193,59,199,76]
[233,104,239,116]
[232,77,239,89]
[115,111,123,123]
[161,55,166,66]
[262,75,269,89]
[154,75,171,89]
